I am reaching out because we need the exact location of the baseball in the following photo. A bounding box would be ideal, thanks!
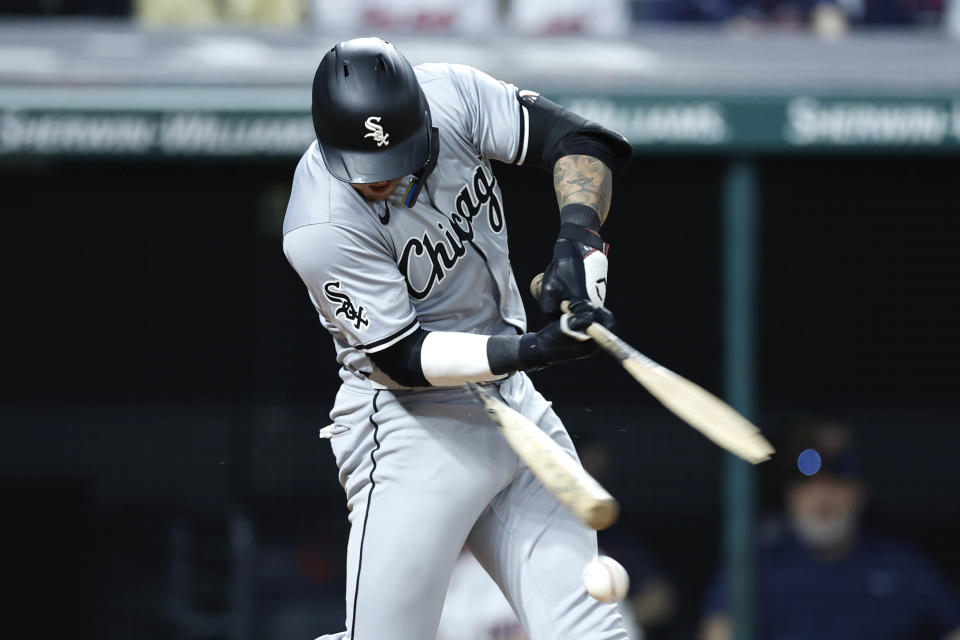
[582,555,630,602]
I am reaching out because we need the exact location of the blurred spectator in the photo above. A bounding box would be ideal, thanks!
[309,0,499,34]
[0,0,129,15]
[700,421,960,640]
[254,511,349,639]
[135,0,302,26]
[634,0,830,24]
[508,0,632,35]
[948,0,960,35]
[833,0,940,23]
[634,0,943,27]
[310,0,628,35]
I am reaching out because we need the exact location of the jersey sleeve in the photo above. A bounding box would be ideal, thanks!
[283,223,419,353]
[445,64,524,165]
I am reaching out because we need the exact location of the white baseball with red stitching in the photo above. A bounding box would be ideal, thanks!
[582,555,630,602]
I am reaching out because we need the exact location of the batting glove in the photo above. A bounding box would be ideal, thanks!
[518,304,615,370]
[539,205,609,315]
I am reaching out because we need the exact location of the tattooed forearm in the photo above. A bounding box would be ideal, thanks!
[553,154,613,224]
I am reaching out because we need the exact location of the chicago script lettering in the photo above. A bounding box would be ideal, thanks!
[400,165,502,299]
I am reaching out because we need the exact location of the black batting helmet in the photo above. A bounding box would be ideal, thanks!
[312,37,439,206]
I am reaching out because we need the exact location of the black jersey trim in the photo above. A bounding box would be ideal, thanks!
[512,93,530,166]
[351,390,382,640]
[355,318,420,353]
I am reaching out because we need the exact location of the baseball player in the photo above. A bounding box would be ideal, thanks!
[282,37,632,640]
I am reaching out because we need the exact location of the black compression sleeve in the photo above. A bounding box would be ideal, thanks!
[551,131,619,174]
[517,91,632,174]
[367,328,430,387]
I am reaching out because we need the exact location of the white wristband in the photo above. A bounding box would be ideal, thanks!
[420,332,506,387]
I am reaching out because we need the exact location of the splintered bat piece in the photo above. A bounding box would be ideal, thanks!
[530,273,775,465]
[467,382,619,530]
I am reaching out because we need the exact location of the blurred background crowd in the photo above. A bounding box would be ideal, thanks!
[2,1,959,640]
[2,0,960,35]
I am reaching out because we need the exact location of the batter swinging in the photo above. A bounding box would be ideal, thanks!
[282,37,632,640]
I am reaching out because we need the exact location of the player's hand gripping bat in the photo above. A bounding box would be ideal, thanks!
[531,273,775,465]
[467,382,619,530]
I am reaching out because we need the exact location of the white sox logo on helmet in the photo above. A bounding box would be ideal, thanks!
[364,116,390,147]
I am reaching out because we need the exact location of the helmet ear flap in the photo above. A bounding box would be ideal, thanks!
[402,126,440,207]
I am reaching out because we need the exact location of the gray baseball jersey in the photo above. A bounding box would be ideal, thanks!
[283,63,527,390]
[285,62,629,640]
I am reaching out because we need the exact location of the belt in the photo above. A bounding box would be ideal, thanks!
[369,371,513,392]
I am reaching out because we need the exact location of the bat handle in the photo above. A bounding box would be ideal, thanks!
[553,300,606,344]
[532,275,601,336]
[530,273,583,314]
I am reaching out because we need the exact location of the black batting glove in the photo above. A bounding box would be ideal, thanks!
[517,305,616,370]
[539,204,610,315]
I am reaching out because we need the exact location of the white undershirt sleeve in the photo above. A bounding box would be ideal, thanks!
[420,332,507,387]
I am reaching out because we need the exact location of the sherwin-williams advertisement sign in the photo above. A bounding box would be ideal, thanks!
[2,95,959,157]
[0,111,315,156]
[563,96,960,151]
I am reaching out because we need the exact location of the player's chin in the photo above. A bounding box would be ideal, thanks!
[355,180,401,200]
[362,189,393,201]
